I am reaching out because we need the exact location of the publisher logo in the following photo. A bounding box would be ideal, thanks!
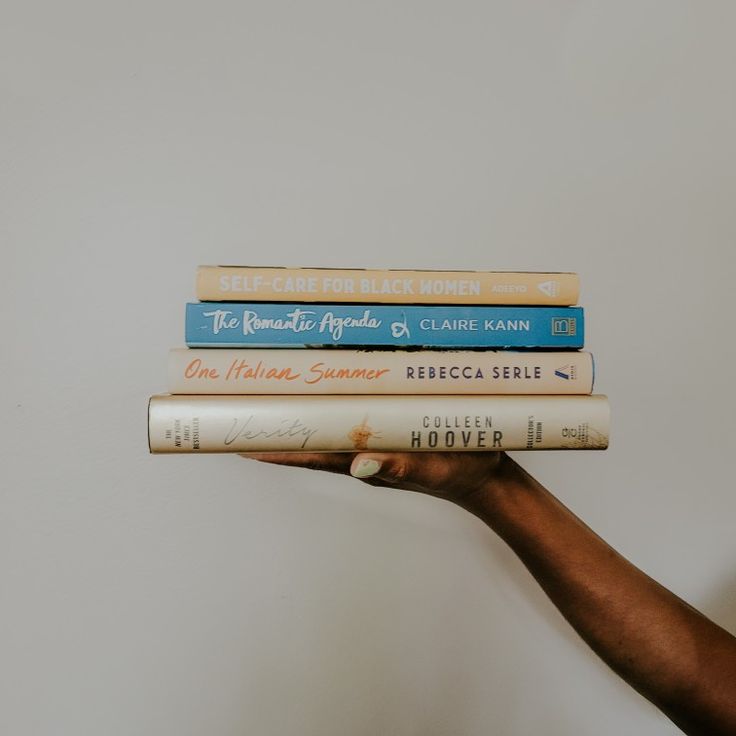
[390,313,411,339]
[537,280,560,297]
[552,317,576,336]
[554,364,577,380]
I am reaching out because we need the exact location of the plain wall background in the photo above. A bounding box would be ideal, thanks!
[3,2,735,734]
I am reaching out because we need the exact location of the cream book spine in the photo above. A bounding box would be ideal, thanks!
[148,395,609,453]
[196,266,580,305]
[168,349,594,394]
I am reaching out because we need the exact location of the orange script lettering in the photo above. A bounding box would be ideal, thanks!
[185,359,220,379]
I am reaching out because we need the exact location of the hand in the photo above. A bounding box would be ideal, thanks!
[242,452,736,736]
[240,450,514,512]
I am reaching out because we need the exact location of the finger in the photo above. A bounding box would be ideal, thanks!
[349,452,450,487]
[239,452,356,475]
[349,451,504,495]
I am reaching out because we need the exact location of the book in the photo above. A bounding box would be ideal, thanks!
[148,394,609,453]
[196,266,580,305]
[185,303,584,349]
[169,348,594,394]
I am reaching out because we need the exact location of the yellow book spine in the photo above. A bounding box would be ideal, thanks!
[196,266,580,305]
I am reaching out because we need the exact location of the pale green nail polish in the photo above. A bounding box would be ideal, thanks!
[351,459,382,478]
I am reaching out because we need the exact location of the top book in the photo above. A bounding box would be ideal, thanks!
[196,266,580,306]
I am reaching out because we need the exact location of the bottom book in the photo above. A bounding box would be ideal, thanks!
[148,394,610,453]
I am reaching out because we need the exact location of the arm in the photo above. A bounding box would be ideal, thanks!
[242,451,736,736]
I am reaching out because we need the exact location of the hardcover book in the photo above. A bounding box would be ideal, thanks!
[185,303,584,349]
[196,266,580,305]
[169,348,594,394]
[148,394,610,453]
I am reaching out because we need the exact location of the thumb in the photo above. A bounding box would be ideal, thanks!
[349,453,413,484]
[348,452,508,508]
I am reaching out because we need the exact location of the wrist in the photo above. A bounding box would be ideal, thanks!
[456,454,542,522]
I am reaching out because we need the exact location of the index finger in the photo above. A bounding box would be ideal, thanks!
[239,452,357,475]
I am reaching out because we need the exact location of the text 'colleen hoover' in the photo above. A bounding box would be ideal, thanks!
[219,414,506,450]
[409,415,504,449]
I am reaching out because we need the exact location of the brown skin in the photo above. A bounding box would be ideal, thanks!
[241,451,736,736]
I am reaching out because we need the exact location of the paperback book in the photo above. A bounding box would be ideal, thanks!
[185,303,584,349]
[170,348,594,394]
[196,266,580,305]
[148,394,610,453]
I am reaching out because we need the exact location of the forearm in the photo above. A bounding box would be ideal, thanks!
[465,456,736,736]
[246,449,736,732]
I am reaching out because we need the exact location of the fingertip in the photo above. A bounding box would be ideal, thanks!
[350,457,383,478]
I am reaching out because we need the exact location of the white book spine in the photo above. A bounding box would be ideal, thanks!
[168,349,594,394]
[148,395,610,453]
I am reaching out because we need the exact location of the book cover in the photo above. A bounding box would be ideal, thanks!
[196,266,580,305]
[185,303,584,349]
[148,394,610,453]
[169,348,594,394]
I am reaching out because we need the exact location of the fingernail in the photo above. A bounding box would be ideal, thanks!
[351,458,382,478]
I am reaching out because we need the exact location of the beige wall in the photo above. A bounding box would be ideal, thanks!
[3,2,734,734]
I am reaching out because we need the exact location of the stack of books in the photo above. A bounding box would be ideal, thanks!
[148,266,609,453]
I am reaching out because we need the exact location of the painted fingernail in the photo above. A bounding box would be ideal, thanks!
[351,458,382,478]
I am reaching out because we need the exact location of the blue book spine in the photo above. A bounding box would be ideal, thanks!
[185,303,584,348]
